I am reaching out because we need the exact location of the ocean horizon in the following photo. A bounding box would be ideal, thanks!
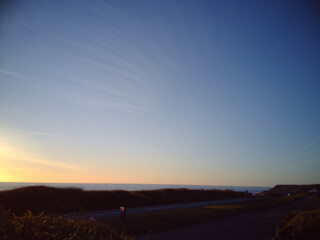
[0,182,271,194]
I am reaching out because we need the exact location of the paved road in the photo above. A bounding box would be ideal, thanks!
[136,196,320,240]
[69,198,252,220]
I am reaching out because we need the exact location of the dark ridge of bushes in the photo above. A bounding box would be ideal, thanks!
[266,184,320,195]
[0,206,133,240]
[273,208,320,240]
[0,186,245,215]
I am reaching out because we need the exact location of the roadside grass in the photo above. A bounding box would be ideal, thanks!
[103,195,304,235]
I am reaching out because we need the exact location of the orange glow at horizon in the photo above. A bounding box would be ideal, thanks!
[0,142,105,183]
[0,141,243,186]
[0,141,149,184]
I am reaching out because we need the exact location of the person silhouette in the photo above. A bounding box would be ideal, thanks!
[120,206,126,222]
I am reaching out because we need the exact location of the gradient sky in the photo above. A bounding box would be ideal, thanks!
[0,0,319,187]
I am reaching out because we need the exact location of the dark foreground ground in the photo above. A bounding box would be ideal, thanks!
[136,196,320,240]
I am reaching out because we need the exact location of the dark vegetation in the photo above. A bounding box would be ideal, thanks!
[1,186,312,239]
[0,186,245,239]
[0,186,245,215]
[273,207,320,240]
[0,207,133,240]
[265,184,320,196]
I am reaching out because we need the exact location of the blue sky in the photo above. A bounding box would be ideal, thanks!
[0,0,319,186]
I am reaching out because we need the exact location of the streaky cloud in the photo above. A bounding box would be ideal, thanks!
[0,127,73,140]
[303,134,320,152]
[0,69,23,78]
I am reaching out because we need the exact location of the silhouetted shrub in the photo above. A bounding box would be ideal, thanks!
[273,208,320,240]
[0,207,133,240]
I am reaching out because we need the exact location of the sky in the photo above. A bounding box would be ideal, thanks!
[0,0,319,187]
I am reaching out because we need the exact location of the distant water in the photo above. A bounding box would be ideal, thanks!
[0,182,270,194]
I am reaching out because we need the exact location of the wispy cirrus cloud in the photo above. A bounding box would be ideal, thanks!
[0,69,23,78]
[16,26,161,114]
[0,142,84,176]
[0,127,73,140]
[303,134,320,152]
[1,0,176,115]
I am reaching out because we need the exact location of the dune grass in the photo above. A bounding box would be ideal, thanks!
[103,195,303,235]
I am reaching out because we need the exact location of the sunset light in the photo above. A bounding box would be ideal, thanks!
[1,1,320,239]
[0,0,319,186]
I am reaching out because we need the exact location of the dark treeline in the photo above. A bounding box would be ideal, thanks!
[0,186,245,215]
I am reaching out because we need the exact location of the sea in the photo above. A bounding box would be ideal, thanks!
[0,182,270,194]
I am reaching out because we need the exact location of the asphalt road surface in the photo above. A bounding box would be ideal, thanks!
[136,196,320,240]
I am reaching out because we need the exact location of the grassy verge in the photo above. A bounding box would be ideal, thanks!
[103,195,304,235]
